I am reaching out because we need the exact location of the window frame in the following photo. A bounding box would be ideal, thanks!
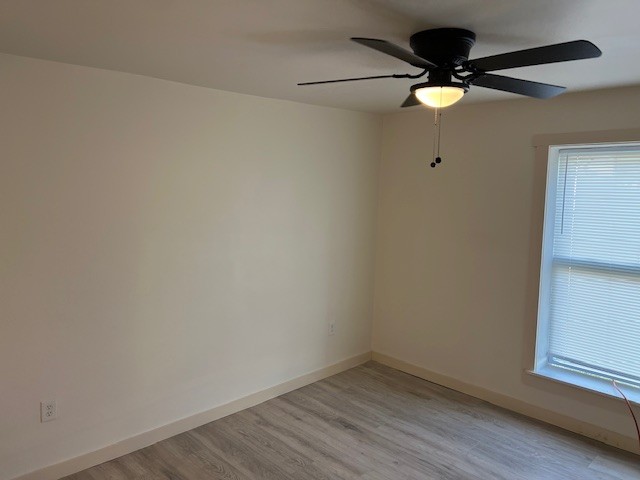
[527,129,640,405]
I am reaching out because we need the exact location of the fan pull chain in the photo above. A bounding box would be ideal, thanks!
[431,107,437,162]
[430,107,443,168]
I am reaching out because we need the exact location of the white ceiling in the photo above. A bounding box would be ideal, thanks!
[1,0,639,112]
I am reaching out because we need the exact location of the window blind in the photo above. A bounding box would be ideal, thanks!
[546,145,640,388]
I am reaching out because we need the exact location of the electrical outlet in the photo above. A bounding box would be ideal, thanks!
[41,400,57,422]
[329,321,336,336]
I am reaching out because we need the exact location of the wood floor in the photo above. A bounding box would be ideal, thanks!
[64,362,639,480]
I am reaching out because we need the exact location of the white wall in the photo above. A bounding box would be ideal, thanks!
[4,49,639,479]
[373,85,640,448]
[0,54,381,480]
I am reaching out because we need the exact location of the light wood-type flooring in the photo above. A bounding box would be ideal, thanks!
[64,362,639,479]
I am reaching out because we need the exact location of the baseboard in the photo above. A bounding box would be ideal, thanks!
[14,352,372,480]
[371,352,638,455]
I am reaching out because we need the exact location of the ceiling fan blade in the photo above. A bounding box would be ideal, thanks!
[471,73,565,99]
[469,40,601,72]
[298,74,397,86]
[400,93,421,108]
[352,37,437,69]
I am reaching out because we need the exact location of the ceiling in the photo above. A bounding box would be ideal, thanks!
[1,0,639,112]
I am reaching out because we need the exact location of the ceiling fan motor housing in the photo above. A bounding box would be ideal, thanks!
[410,28,476,66]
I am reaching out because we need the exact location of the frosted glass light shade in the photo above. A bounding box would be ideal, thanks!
[414,86,465,108]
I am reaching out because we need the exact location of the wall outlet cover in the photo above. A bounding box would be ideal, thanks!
[41,400,57,422]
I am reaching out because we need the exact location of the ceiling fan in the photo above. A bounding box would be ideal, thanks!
[298,28,602,108]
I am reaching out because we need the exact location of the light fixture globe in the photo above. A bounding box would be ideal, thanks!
[412,81,468,108]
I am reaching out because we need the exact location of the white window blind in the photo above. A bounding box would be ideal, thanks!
[542,144,640,389]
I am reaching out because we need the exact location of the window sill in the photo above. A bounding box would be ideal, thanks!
[526,365,640,407]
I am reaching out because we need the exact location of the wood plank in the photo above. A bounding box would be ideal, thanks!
[62,362,639,480]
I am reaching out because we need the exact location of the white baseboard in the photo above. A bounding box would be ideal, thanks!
[14,352,372,480]
[372,352,638,455]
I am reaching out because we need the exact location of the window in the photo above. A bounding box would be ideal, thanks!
[534,142,640,399]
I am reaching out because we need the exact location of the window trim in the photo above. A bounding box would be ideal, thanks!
[526,128,640,406]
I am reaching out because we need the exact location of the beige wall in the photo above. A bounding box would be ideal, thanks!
[373,85,640,447]
[0,54,381,479]
[3,49,640,479]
